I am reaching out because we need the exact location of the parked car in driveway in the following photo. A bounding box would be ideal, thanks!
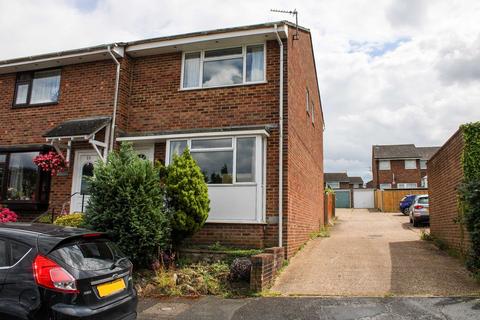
[0,223,137,320]
[408,195,429,227]
[399,195,416,215]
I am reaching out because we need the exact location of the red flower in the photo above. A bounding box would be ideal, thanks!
[33,152,67,176]
[0,208,18,223]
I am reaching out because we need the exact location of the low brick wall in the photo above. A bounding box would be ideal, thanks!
[250,247,284,291]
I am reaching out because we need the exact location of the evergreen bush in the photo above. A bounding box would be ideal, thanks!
[54,213,84,227]
[165,148,210,245]
[84,143,170,266]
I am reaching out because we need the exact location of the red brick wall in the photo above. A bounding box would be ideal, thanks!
[128,40,283,250]
[285,28,324,258]
[428,129,470,253]
[0,61,119,216]
[374,159,422,188]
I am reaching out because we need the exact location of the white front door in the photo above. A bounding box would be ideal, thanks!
[71,151,99,213]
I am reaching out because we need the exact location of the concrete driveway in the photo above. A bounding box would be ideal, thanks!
[272,209,480,296]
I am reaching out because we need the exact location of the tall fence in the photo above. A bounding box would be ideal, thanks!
[374,188,428,212]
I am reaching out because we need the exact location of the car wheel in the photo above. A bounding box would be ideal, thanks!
[402,209,408,216]
[412,219,418,227]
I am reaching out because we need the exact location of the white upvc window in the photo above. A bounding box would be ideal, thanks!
[353,183,359,189]
[166,135,265,223]
[397,183,418,189]
[379,183,392,190]
[379,160,391,170]
[181,44,266,90]
[405,159,417,169]
[326,181,340,189]
[420,160,427,169]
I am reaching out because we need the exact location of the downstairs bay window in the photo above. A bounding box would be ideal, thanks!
[0,149,51,211]
[166,136,265,223]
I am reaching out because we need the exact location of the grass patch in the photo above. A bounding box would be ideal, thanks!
[135,261,255,298]
[310,226,330,239]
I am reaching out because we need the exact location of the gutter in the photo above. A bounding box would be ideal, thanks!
[274,24,284,248]
[107,44,121,154]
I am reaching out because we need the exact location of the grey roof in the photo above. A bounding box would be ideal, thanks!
[416,146,441,160]
[43,116,111,138]
[373,144,441,160]
[119,124,275,138]
[0,21,304,66]
[349,176,364,184]
[324,172,349,182]
[373,144,418,159]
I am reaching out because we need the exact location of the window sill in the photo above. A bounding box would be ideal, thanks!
[205,220,266,225]
[179,81,267,92]
[12,101,59,109]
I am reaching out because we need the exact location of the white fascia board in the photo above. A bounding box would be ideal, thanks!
[0,47,125,74]
[126,26,288,54]
[116,129,270,142]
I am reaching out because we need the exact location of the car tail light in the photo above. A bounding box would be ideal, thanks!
[414,205,424,210]
[33,255,78,293]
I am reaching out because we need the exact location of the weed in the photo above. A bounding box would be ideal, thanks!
[420,230,434,241]
[310,226,330,239]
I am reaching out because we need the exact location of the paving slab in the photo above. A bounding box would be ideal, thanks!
[272,209,480,296]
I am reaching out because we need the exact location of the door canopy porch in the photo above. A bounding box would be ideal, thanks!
[43,116,111,164]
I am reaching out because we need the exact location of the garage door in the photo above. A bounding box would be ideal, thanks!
[353,189,375,208]
[335,190,351,208]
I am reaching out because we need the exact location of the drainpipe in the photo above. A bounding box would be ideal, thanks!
[274,24,284,248]
[107,44,121,154]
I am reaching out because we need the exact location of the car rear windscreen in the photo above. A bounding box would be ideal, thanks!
[49,238,126,271]
[418,197,429,204]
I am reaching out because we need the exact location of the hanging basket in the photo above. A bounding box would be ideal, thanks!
[33,151,67,176]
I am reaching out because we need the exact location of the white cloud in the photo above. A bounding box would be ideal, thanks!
[1,0,480,182]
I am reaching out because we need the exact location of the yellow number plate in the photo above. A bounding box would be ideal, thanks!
[97,278,126,297]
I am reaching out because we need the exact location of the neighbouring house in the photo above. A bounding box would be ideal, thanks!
[348,176,364,189]
[324,173,366,208]
[0,21,324,257]
[428,128,470,253]
[324,172,350,190]
[372,144,440,189]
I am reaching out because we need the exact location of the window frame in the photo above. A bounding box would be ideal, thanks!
[379,183,392,189]
[180,43,267,90]
[12,68,62,108]
[166,136,259,185]
[326,181,340,189]
[379,160,391,170]
[420,160,427,170]
[404,159,417,170]
[397,183,418,189]
[0,149,51,207]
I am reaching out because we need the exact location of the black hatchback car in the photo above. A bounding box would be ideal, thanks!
[0,223,137,320]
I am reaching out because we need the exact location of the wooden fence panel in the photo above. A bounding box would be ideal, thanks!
[374,189,428,212]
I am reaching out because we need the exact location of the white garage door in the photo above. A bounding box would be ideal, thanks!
[353,189,375,208]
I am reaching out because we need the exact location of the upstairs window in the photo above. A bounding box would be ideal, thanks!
[404,160,417,169]
[326,182,340,189]
[182,44,265,89]
[379,160,390,170]
[420,160,427,169]
[14,69,61,107]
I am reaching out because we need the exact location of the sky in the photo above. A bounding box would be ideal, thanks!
[1,0,480,183]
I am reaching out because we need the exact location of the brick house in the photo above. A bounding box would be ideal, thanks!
[0,21,324,257]
[324,173,363,189]
[428,128,470,253]
[372,144,439,189]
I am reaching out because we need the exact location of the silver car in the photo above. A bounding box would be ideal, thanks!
[409,194,429,227]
